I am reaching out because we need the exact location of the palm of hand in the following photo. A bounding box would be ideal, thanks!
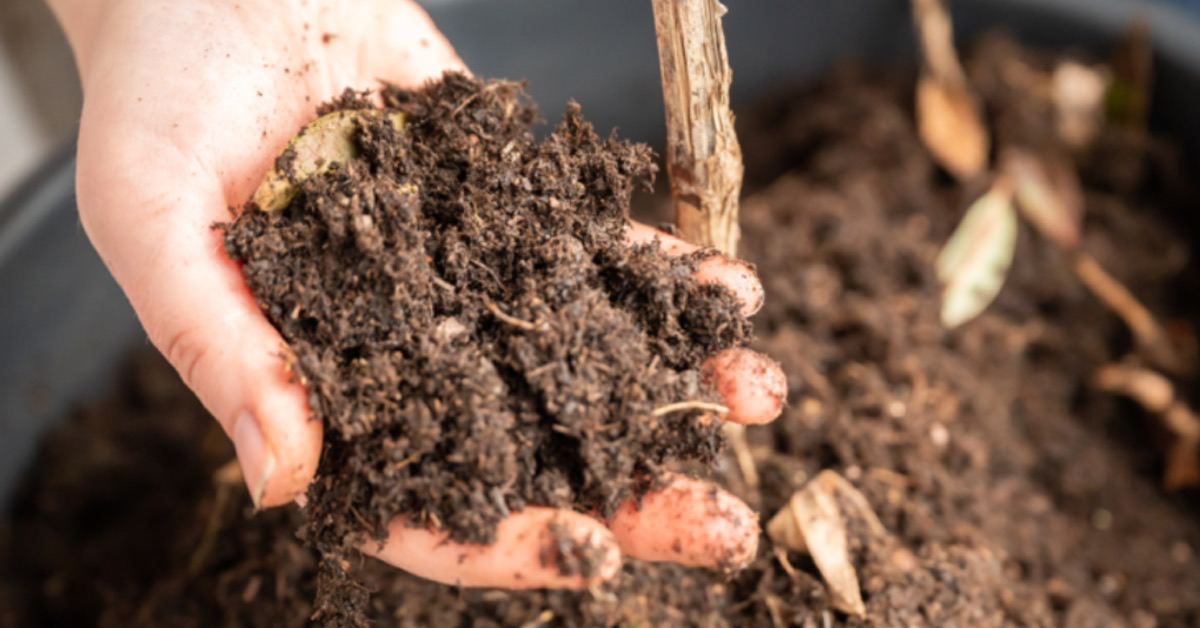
[71,0,783,589]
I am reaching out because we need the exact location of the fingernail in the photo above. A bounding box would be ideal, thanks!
[696,257,764,317]
[704,349,787,425]
[232,411,275,508]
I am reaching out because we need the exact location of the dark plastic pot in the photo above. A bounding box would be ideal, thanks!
[2,0,1198,506]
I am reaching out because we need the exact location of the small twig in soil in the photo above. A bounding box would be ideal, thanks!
[516,610,555,628]
[449,81,517,119]
[430,274,455,292]
[650,400,730,417]
[772,545,798,578]
[483,299,538,331]
[187,459,242,575]
[763,594,787,628]
[724,432,761,492]
[1093,360,1200,489]
[1073,252,1186,376]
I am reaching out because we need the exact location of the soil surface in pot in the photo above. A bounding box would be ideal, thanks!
[3,34,1200,627]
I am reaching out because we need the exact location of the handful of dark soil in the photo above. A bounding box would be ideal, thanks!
[223,75,750,572]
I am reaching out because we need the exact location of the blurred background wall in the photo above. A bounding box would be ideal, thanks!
[0,0,80,200]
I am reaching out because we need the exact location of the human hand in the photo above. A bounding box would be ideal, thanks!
[50,0,786,589]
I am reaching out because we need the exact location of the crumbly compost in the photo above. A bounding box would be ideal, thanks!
[222,75,750,567]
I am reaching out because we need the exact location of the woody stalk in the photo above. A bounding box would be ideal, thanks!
[650,0,757,485]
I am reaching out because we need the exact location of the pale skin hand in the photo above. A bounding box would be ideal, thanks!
[48,0,787,589]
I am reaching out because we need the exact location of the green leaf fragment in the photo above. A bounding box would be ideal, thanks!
[251,110,406,213]
[937,181,1019,328]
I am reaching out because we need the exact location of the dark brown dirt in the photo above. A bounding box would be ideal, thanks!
[0,352,319,628]
[222,73,750,618]
[4,34,1200,628]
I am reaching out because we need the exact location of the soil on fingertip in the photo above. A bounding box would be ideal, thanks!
[4,33,1200,628]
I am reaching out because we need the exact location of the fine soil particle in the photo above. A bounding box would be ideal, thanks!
[221,73,750,615]
[4,34,1200,627]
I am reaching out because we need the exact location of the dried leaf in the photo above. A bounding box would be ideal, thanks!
[1052,61,1110,149]
[910,0,989,180]
[818,471,888,539]
[937,181,1019,328]
[766,471,885,617]
[766,496,808,554]
[251,110,406,213]
[916,75,990,180]
[1093,361,1200,489]
[1003,148,1084,250]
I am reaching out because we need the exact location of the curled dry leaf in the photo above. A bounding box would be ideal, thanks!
[251,110,407,213]
[910,0,989,180]
[766,470,888,617]
[1052,60,1110,149]
[936,180,1019,328]
[1002,148,1084,250]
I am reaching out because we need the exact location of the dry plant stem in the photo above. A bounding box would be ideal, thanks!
[650,400,729,417]
[483,299,537,331]
[652,0,756,489]
[911,0,967,85]
[1093,362,1200,489]
[724,424,759,488]
[765,470,877,616]
[1072,251,1184,376]
[651,0,744,256]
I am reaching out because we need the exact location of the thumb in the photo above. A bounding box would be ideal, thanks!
[76,135,321,508]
